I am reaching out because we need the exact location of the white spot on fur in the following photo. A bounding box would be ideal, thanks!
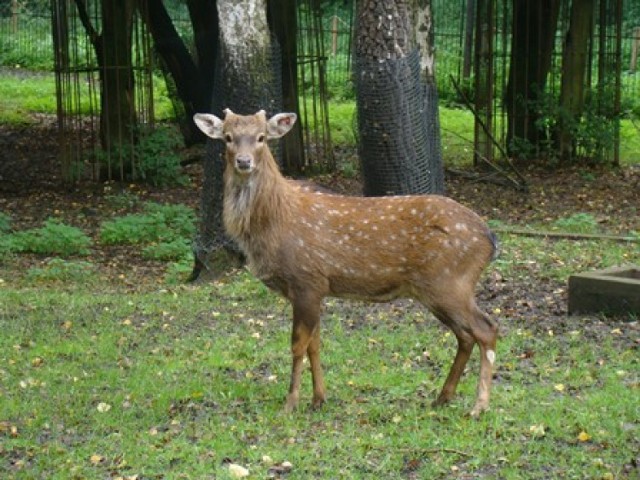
[486,350,495,365]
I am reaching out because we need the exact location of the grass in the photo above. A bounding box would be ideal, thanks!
[1,70,638,166]
[1,229,638,479]
[0,73,174,124]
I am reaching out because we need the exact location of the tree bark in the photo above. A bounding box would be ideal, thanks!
[268,0,304,174]
[355,0,441,196]
[504,0,560,158]
[99,0,136,179]
[415,0,444,193]
[556,0,594,161]
[138,0,218,147]
[193,0,278,282]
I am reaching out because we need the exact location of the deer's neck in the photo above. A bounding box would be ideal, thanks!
[223,152,293,249]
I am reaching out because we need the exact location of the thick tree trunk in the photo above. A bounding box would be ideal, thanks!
[415,0,444,193]
[138,0,218,147]
[556,0,594,161]
[355,0,441,196]
[268,0,304,174]
[99,0,136,179]
[193,0,279,281]
[504,0,560,158]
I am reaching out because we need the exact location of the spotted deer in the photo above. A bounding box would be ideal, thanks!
[193,109,499,416]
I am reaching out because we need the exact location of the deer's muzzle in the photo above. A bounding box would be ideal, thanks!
[235,154,253,173]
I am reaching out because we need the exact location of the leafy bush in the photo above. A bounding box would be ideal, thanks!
[100,202,196,246]
[134,125,187,187]
[6,219,92,256]
[26,259,96,283]
[142,239,192,261]
[0,212,11,233]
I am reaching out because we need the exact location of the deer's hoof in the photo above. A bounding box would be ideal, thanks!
[284,394,299,414]
[431,394,453,408]
[311,395,325,411]
[469,402,489,418]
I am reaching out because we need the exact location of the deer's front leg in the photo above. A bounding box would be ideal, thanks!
[284,293,322,413]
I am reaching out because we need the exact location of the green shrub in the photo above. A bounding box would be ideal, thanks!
[0,212,11,233]
[26,259,96,283]
[142,239,192,261]
[8,219,92,256]
[100,203,196,246]
[134,125,187,187]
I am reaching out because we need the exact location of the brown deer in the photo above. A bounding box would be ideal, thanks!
[194,109,499,416]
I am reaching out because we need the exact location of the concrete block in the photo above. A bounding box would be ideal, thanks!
[568,265,640,317]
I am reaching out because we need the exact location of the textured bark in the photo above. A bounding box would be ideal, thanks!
[100,0,136,143]
[355,0,443,196]
[415,0,444,193]
[139,0,218,146]
[356,0,412,60]
[504,0,561,157]
[193,0,275,281]
[268,0,304,174]
[556,0,595,160]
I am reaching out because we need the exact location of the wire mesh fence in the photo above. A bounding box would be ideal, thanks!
[1,0,639,178]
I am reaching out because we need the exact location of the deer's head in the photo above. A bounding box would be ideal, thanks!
[194,109,297,177]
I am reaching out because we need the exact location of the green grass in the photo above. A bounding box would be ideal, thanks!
[0,73,174,124]
[0,74,56,123]
[0,232,638,479]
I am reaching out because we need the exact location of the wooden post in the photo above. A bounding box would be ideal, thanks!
[630,26,640,72]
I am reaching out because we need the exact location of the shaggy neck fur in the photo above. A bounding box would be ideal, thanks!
[223,148,294,253]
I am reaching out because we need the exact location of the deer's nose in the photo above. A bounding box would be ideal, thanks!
[236,154,252,171]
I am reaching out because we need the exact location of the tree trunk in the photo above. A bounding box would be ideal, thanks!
[462,0,475,80]
[192,0,279,282]
[355,0,440,196]
[415,0,444,193]
[138,0,218,147]
[268,0,304,174]
[99,0,136,179]
[556,0,594,161]
[504,0,560,159]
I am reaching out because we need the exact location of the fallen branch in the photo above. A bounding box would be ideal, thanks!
[493,227,639,243]
[370,445,472,457]
[449,75,528,191]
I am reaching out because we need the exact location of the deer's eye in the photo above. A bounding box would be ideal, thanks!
[225,134,233,143]
[257,134,265,143]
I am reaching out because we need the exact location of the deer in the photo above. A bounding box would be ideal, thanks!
[193,109,499,417]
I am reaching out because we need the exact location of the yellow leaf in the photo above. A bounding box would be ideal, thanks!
[228,463,249,478]
[90,454,104,465]
[554,384,565,392]
[577,431,591,442]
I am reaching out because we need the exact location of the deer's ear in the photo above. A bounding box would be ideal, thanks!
[267,113,297,139]
[193,113,224,140]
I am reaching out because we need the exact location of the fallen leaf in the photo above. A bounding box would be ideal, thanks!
[90,454,104,465]
[577,431,591,442]
[228,463,249,478]
[529,424,546,437]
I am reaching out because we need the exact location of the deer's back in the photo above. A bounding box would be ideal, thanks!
[255,190,495,303]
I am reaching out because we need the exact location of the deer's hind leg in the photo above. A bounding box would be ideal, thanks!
[428,297,498,416]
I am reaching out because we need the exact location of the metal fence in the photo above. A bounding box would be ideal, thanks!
[1,0,639,175]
